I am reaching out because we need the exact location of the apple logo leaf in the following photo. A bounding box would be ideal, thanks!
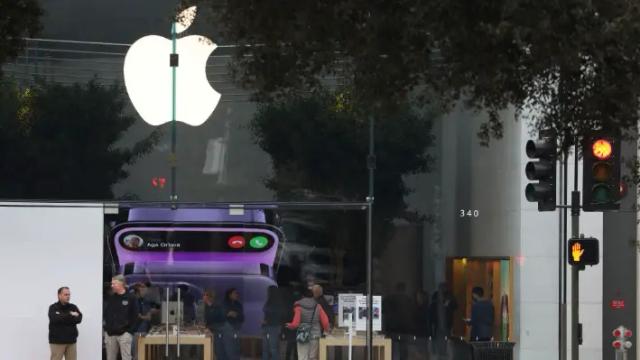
[175,6,197,34]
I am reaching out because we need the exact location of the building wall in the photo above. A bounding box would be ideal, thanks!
[417,104,607,360]
[601,136,638,360]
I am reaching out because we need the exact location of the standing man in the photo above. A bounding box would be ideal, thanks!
[429,282,458,360]
[200,290,226,360]
[131,283,159,359]
[466,286,494,341]
[49,287,82,360]
[104,275,139,360]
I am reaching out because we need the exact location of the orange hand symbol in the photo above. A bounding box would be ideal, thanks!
[572,243,584,262]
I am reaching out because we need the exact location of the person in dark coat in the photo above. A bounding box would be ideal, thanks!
[429,282,458,358]
[220,288,245,360]
[131,282,159,359]
[429,282,458,337]
[202,289,226,360]
[414,290,430,336]
[104,275,139,360]
[384,282,413,360]
[262,286,286,360]
[465,286,494,341]
[49,286,82,360]
[283,287,302,360]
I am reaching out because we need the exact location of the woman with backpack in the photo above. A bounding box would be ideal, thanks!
[285,288,330,360]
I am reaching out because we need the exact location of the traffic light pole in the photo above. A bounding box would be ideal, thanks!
[560,150,568,360]
[170,22,178,202]
[571,190,581,360]
[365,114,375,360]
[571,141,582,360]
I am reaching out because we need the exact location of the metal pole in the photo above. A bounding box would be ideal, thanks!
[177,286,181,358]
[166,287,170,358]
[366,114,375,360]
[170,22,178,202]
[560,149,568,360]
[571,141,581,360]
[571,247,579,360]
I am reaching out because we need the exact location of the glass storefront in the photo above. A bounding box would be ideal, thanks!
[104,205,371,359]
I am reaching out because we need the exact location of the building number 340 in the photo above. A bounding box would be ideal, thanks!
[459,209,480,218]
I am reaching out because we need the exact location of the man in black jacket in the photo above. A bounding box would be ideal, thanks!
[49,286,82,360]
[104,275,139,360]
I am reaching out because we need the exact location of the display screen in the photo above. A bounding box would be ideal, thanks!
[117,227,276,253]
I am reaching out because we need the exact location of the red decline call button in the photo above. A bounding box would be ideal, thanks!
[228,235,245,249]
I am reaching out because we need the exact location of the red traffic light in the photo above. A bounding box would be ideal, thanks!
[592,139,613,160]
[614,329,622,337]
[613,340,622,349]
[625,329,633,338]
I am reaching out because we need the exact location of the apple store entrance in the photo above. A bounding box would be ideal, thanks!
[103,201,376,360]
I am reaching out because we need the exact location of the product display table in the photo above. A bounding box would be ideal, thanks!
[319,334,392,360]
[137,325,212,360]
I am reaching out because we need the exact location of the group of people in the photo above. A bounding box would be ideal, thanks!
[386,282,494,340]
[47,276,141,360]
[385,282,495,359]
[200,287,245,360]
[47,275,245,360]
[48,276,333,360]
[48,277,492,360]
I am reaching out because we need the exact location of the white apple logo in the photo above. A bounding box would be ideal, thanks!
[123,6,220,127]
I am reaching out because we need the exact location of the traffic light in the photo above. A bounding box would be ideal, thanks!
[582,132,621,211]
[525,131,557,211]
[568,237,599,266]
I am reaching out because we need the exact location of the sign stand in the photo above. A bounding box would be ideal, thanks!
[347,313,355,360]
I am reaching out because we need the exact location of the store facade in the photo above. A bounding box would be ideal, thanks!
[2,1,633,359]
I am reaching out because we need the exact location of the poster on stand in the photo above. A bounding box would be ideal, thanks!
[355,295,382,331]
[338,293,361,328]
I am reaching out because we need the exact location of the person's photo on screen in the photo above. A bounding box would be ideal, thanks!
[123,234,144,249]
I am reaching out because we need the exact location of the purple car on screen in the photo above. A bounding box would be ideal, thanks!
[110,207,282,335]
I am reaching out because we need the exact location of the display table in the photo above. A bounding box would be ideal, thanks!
[137,326,212,360]
[319,335,392,360]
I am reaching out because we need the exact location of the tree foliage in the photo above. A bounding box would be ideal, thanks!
[427,0,640,147]
[250,92,434,225]
[0,80,160,199]
[203,0,640,148]
[0,1,43,73]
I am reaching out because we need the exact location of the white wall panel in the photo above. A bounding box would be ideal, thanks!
[0,203,103,359]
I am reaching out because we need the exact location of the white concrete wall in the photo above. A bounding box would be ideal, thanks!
[517,115,560,360]
[0,203,104,359]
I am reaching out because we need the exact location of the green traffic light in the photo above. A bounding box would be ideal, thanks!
[592,184,612,203]
[249,235,269,249]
